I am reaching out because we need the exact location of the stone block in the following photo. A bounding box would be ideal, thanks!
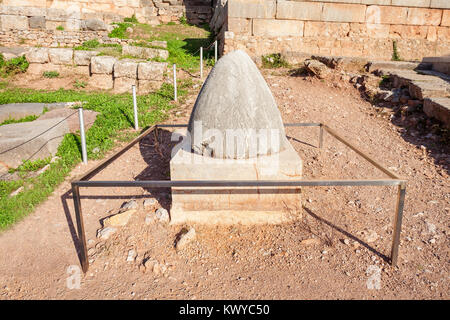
[89,74,114,90]
[74,50,99,66]
[228,18,252,34]
[407,8,443,26]
[138,79,162,94]
[28,16,45,29]
[409,80,449,100]
[253,19,304,37]
[66,18,81,31]
[26,63,60,75]
[276,1,322,21]
[48,48,73,65]
[90,56,117,74]
[122,45,169,60]
[440,9,450,26]
[170,131,303,225]
[113,77,137,94]
[46,8,67,21]
[0,15,28,31]
[389,25,429,39]
[114,59,138,78]
[304,21,350,38]
[84,19,107,31]
[431,0,450,9]
[228,0,276,19]
[349,23,390,38]
[392,0,431,7]
[25,48,49,64]
[423,97,450,128]
[137,61,167,80]
[0,118,69,169]
[366,5,408,25]
[361,0,391,4]
[322,3,366,23]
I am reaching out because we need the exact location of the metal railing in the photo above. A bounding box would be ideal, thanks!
[71,123,407,273]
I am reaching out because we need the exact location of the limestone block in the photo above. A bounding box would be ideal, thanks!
[392,0,431,7]
[0,118,69,169]
[349,23,390,38]
[74,50,99,66]
[389,25,429,39]
[0,15,28,31]
[28,16,45,29]
[304,21,350,38]
[407,8,443,26]
[45,21,64,31]
[122,45,169,60]
[113,77,137,94]
[89,74,114,90]
[440,10,450,26]
[322,3,366,23]
[361,0,391,4]
[84,19,107,31]
[114,59,138,78]
[227,18,251,34]
[48,48,73,65]
[137,61,167,80]
[25,48,49,64]
[366,5,408,25]
[423,98,450,128]
[138,79,162,94]
[90,56,117,74]
[228,0,276,19]
[276,1,322,21]
[46,8,68,21]
[252,19,304,37]
[170,132,303,225]
[26,63,60,75]
[431,0,450,9]
[66,18,81,31]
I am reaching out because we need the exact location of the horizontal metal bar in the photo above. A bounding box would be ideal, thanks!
[72,179,405,188]
[74,125,156,182]
[322,124,402,181]
[156,123,322,128]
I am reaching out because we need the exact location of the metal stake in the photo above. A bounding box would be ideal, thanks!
[132,85,138,130]
[319,124,324,149]
[173,64,177,102]
[391,183,406,266]
[78,107,87,165]
[72,184,89,273]
[200,46,203,79]
[214,40,217,63]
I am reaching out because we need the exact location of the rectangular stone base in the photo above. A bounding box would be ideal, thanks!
[169,131,303,225]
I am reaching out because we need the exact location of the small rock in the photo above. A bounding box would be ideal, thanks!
[9,186,24,197]
[155,208,170,223]
[144,213,153,225]
[426,221,436,234]
[429,238,436,244]
[120,200,138,212]
[102,209,137,227]
[300,238,321,246]
[126,27,133,33]
[175,228,196,250]
[343,239,350,245]
[92,147,100,154]
[143,198,157,208]
[97,227,117,240]
[127,249,136,262]
[364,230,379,243]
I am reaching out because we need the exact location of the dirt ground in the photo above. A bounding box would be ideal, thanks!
[0,68,448,299]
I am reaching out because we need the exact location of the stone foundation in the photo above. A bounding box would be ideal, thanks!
[170,130,303,225]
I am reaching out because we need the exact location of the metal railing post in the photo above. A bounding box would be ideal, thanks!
[200,46,203,79]
[72,184,89,273]
[78,107,88,165]
[391,183,406,266]
[173,64,177,102]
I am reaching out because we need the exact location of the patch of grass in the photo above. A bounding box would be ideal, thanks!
[56,25,64,31]
[0,114,38,126]
[73,80,87,89]
[0,54,29,78]
[108,22,133,39]
[392,40,401,61]
[261,53,289,69]
[43,71,60,78]
[0,79,193,230]
[179,14,189,26]
[167,21,176,26]
[124,14,138,23]
[8,157,51,174]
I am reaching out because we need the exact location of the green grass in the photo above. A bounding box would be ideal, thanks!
[56,25,64,31]
[0,114,39,126]
[392,40,401,61]
[108,22,133,39]
[0,54,29,78]
[43,71,60,78]
[0,81,191,230]
[261,53,290,69]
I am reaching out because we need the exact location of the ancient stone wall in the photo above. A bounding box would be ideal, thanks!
[211,0,450,61]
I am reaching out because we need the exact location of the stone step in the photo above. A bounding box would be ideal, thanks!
[422,56,450,76]
[367,60,431,73]
[423,97,450,128]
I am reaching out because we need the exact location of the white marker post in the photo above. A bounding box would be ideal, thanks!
[173,64,177,102]
[214,40,217,63]
[78,107,87,165]
[200,46,203,79]
[132,85,138,130]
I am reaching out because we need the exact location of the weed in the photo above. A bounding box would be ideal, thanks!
[0,114,38,126]
[124,14,138,23]
[73,80,87,89]
[167,22,176,26]
[108,22,133,39]
[43,71,60,78]
[261,53,289,69]
[56,25,64,31]
[179,14,188,26]
[0,54,29,78]
[392,40,401,61]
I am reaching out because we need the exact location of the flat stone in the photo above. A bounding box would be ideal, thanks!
[84,19,107,31]
[155,208,170,223]
[423,97,450,128]
[74,50,99,66]
[409,81,449,100]
[25,48,49,63]
[175,228,196,250]
[114,59,138,78]
[188,50,289,159]
[304,59,330,79]
[122,45,169,60]
[143,198,157,208]
[0,117,69,170]
[29,16,46,30]
[48,48,73,65]
[97,227,117,240]
[119,200,138,212]
[90,56,117,74]
[102,209,137,227]
[89,74,114,90]
[137,61,167,80]
[0,102,68,123]
[38,108,98,133]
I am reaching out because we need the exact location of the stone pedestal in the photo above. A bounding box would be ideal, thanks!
[169,132,303,225]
